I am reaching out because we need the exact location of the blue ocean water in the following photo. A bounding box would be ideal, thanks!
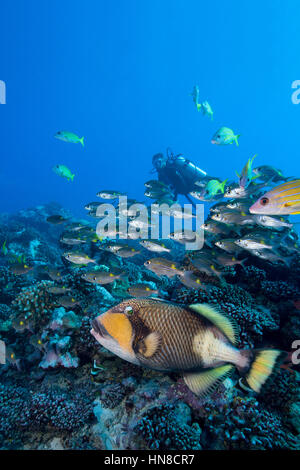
[1,1,300,453]
[1,0,299,217]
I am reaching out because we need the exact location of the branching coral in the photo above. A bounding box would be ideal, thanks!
[0,382,95,446]
[203,396,297,450]
[134,403,202,450]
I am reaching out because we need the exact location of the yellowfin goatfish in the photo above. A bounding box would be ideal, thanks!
[179,271,207,290]
[234,234,274,251]
[191,257,223,278]
[9,263,33,275]
[46,286,71,295]
[253,215,293,230]
[58,296,81,309]
[46,215,68,225]
[91,299,287,396]
[63,252,96,265]
[211,127,240,146]
[139,240,171,253]
[144,258,185,278]
[189,188,207,201]
[46,267,66,281]
[224,181,269,199]
[249,180,300,215]
[81,269,125,285]
[96,190,124,199]
[201,220,231,235]
[127,284,159,298]
[210,201,231,213]
[53,164,75,182]
[212,211,256,226]
[216,254,247,268]
[168,230,199,244]
[54,131,84,147]
[215,239,245,254]
[117,247,141,258]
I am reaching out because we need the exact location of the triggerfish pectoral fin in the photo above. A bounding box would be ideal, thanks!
[183,364,235,396]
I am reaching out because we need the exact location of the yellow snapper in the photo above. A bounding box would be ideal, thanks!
[211,127,240,146]
[91,299,286,396]
[54,131,84,146]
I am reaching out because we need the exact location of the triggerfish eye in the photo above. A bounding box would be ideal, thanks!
[124,306,133,314]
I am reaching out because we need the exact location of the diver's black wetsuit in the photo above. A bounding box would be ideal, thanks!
[154,152,208,205]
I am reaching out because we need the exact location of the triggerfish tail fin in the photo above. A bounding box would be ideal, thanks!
[196,103,202,111]
[235,134,240,146]
[183,364,235,397]
[80,136,84,147]
[238,349,287,393]
[235,171,240,178]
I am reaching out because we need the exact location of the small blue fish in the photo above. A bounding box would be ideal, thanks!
[211,127,240,146]
[54,131,84,147]
[201,101,213,120]
[190,86,201,111]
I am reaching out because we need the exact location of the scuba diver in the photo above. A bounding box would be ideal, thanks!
[152,148,209,207]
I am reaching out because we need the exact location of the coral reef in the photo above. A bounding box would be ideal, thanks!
[0,204,299,450]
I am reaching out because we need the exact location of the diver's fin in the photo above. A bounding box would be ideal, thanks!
[70,174,75,182]
[242,349,287,393]
[235,171,240,178]
[137,332,161,358]
[196,103,202,111]
[183,364,234,396]
[189,303,239,345]
[80,136,84,147]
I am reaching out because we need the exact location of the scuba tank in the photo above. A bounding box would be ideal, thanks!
[166,148,207,186]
